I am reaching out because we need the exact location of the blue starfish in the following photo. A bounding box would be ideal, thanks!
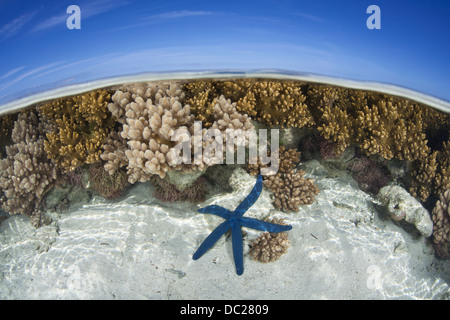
[193,175,292,275]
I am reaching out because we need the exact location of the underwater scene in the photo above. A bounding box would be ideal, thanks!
[0,1,450,302]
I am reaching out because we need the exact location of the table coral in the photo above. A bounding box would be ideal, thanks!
[431,190,450,259]
[38,89,114,172]
[0,110,58,223]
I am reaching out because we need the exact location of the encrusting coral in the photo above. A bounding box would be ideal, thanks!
[38,89,114,172]
[431,190,450,259]
[0,110,58,225]
[102,82,254,183]
[249,218,291,263]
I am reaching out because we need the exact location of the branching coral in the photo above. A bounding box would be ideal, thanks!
[264,169,319,211]
[183,80,221,127]
[409,141,450,202]
[306,85,359,156]
[38,89,114,172]
[306,84,441,163]
[354,98,430,161]
[102,82,254,183]
[184,79,314,129]
[0,110,58,221]
[248,146,319,212]
[105,82,196,182]
[431,190,450,259]
[234,80,315,128]
[249,218,290,263]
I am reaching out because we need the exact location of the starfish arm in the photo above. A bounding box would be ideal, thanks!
[231,223,244,275]
[240,217,293,233]
[193,219,233,261]
[198,205,233,219]
[234,175,263,217]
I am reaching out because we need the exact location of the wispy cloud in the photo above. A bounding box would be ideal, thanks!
[0,62,63,91]
[30,57,99,79]
[31,0,128,33]
[290,12,325,23]
[0,11,36,40]
[0,66,26,81]
[107,9,220,33]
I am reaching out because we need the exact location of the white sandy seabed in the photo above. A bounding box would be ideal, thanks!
[1,161,450,300]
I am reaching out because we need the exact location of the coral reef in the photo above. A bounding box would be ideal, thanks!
[0,110,58,221]
[306,85,358,156]
[102,82,254,183]
[249,218,290,263]
[89,163,129,199]
[378,184,433,237]
[431,190,450,259]
[184,79,315,128]
[183,80,221,127]
[231,80,315,128]
[150,175,207,203]
[306,84,443,162]
[409,141,450,202]
[354,98,430,161]
[38,89,114,172]
[248,146,319,212]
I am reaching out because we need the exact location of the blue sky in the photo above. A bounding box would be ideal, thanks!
[0,0,449,104]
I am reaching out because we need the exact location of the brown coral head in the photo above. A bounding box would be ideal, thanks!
[249,218,290,263]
